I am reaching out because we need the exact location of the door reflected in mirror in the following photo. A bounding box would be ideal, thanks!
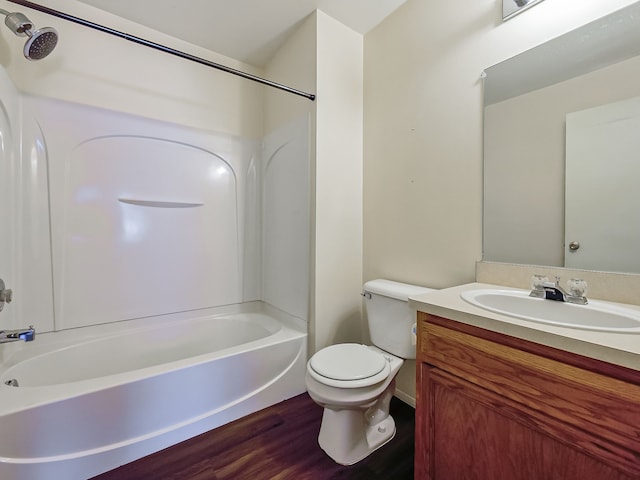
[565,96,640,273]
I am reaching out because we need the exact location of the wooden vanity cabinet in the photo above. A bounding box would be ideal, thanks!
[415,312,640,480]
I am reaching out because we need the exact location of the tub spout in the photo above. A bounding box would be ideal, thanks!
[0,326,35,343]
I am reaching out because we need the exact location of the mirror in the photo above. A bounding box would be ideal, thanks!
[483,1,640,274]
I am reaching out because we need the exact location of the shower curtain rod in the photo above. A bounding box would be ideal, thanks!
[7,0,316,101]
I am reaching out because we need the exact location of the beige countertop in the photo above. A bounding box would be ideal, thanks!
[409,282,640,371]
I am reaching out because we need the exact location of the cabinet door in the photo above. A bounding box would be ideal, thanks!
[416,363,634,480]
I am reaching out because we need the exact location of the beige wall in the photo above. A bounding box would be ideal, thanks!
[313,12,364,351]
[265,14,317,133]
[364,0,638,403]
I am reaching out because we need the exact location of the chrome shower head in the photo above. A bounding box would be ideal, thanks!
[22,25,57,60]
[0,9,58,60]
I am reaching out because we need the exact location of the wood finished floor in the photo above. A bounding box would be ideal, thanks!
[93,393,415,480]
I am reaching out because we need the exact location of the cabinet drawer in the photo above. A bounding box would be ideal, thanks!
[419,314,640,468]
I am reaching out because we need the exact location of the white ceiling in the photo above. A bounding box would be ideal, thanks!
[75,0,407,66]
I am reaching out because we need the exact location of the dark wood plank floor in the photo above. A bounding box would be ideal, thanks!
[93,393,415,480]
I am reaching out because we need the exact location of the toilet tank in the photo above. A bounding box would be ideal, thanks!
[363,279,434,360]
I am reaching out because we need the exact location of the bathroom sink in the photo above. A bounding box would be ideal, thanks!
[460,289,640,333]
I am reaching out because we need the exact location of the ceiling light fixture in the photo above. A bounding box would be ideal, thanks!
[503,0,545,21]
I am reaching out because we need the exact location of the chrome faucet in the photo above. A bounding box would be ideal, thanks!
[0,326,35,343]
[530,275,588,305]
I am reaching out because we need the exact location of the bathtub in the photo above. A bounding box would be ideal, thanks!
[0,302,307,479]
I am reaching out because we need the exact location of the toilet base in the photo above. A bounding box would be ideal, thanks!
[318,407,396,465]
[306,348,404,465]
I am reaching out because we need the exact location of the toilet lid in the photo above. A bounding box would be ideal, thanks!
[309,344,387,381]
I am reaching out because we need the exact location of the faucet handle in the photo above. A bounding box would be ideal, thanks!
[0,278,12,312]
[567,278,588,297]
[0,288,12,304]
[529,275,548,298]
[530,274,548,290]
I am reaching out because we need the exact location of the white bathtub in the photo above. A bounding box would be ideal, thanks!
[0,302,307,479]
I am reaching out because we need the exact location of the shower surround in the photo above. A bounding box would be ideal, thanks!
[0,67,310,478]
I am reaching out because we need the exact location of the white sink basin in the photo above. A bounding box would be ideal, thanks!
[460,289,640,333]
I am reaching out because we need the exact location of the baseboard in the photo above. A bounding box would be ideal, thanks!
[394,390,415,407]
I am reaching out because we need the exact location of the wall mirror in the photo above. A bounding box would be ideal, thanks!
[483,1,640,274]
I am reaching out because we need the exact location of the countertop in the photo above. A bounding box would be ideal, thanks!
[409,282,640,371]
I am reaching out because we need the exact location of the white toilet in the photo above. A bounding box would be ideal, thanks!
[305,278,433,465]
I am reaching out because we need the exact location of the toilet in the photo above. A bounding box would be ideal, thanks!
[305,279,434,465]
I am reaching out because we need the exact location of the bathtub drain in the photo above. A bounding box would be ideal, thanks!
[4,378,19,387]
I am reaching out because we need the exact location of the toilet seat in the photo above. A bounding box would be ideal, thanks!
[308,344,391,388]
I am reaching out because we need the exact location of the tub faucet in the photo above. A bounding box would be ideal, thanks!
[0,325,35,343]
[0,278,35,342]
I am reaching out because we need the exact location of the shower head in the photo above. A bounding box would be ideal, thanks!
[0,9,58,60]
[22,25,57,60]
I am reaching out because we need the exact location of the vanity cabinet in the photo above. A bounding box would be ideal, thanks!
[415,312,640,480]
